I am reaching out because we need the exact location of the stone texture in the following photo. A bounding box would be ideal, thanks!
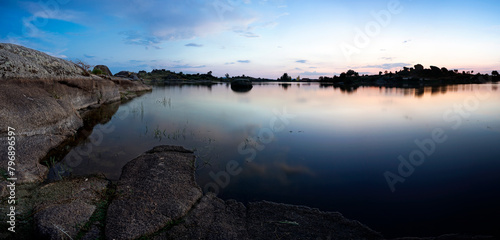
[105,145,203,240]
[164,193,383,240]
[247,201,383,240]
[0,43,87,80]
[31,177,109,240]
[163,193,249,240]
[35,200,96,240]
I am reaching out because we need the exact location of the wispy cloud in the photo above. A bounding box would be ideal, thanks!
[172,64,206,69]
[361,63,411,69]
[296,60,307,63]
[238,60,251,63]
[84,54,95,58]
[301,71,329,76]
[119,31,162,49]
[185,43,203,47]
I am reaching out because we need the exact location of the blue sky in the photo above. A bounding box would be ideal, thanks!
[1,0,499,78]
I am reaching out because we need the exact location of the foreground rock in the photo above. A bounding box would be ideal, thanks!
[105,146,203,240]
[0,176,108,240]
[163,193,383,240]
[34,177,109,239]
[0,43,151,183]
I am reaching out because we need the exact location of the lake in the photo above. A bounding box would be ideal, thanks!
[51,82,500,238]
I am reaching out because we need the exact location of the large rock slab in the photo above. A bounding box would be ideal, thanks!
[163,193,249,239]
[0,43,87,80]
[33,177,109,239]
[105,145,203,240]
[163,193,383,240]
[93,65,113,76]
[247,201,383,240]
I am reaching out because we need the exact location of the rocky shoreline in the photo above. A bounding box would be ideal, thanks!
[0,43,151,184]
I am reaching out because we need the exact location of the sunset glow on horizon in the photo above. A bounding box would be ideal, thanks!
[1,0,499,78]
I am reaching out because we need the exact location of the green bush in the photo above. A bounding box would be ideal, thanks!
[92,69,104,75]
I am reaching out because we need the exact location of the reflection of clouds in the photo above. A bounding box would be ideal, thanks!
[296,97,307,103]
[238,97,251,103]
[275,162,315,176]
[244,160,315,185]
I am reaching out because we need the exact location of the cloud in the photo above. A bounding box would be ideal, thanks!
[360,63,411,69]
[237,60,251,63]
[300,71,329,76]
[233,26,260,38]
[185,43,203,47]
[103,1,275,44]
[403,39,412,44]
[296,60,307,63]
[380,57,393,61]
[119,31,162,49]
[22,2,86,23]
[225,62,235,65]
[172,64,206,69]
[44,51,67,59]
[84,54,95,58]
[129,60,145,63]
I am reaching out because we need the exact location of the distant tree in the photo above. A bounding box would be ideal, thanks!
[346,69,358,77]
[339,72,346,79]
[414,64,424,72]
[384,70,389,75]
[296,75,301,81]
[279,73,291,81]
[225,73,230,79]
[379,71,382,76]
[492,71,499,76]
[207,71,212,76]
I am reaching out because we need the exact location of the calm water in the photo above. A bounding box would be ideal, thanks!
[54,82,500,237]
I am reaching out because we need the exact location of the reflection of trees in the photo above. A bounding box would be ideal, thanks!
[319,83,359,94]
[280,83,291,90]
[365,84,486,98]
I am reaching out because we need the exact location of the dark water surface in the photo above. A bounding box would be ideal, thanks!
[54,82,500,237]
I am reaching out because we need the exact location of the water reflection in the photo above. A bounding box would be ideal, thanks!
[49,83,500,238]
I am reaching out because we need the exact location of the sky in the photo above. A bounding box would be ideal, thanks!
[1,0,499,78]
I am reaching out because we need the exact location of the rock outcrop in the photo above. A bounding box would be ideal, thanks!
[0,43,152,183]
[105,146,203,240]
[33,177,109,240]
[114,70,140,81]
[93,65,112,76]
[0,43,88,80]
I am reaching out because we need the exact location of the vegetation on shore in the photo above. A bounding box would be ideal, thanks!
[137,64,499,85]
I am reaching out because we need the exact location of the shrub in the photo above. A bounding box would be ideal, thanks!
[92,69,104,75]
